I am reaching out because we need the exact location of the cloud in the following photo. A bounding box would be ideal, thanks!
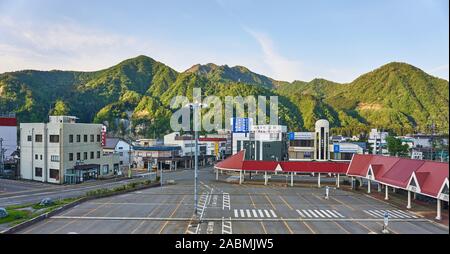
[0,16,145,72]
[245,28,303,82]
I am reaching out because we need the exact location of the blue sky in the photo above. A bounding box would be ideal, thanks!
[0,0,448,82]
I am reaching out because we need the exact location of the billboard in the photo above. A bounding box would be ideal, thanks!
[232,118,250,133]
[101,126,107,147]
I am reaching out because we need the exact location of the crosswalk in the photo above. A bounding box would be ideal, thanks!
[296,209,345,218]
[234,209,277,218]
[363,209,418,219]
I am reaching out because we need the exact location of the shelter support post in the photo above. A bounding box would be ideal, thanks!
[385,185,389,200]
[239,170,243,185]
[336,174,340,188]
[290,172,294,187]
[367,180,371,194]
[216,168,219,181]
[264,171,268,186]
[317,173,321,188]
[436,199,441,220]
[407,191,411,209]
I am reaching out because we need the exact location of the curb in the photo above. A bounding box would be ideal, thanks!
[0,182,160,234]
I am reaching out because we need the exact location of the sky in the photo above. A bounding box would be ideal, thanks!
[0,0,448,82]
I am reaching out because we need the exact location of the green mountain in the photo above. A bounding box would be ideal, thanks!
[0,56,448,137]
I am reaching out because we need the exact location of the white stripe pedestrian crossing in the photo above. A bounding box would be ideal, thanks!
[270,210,277,218]
[296,209,346,219]
[314,210,326,218]
[363,209,418,219]
[308,210,319,218]
[258,209,264,218]
[233,209,278,218]
[302,210,312,218]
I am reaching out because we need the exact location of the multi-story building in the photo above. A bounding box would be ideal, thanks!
[233,123,289,161]
[164,132,206,156]
[289,119,364,161]
[198,137,227,160]
[368,128,389,155]
[20,116,119,184]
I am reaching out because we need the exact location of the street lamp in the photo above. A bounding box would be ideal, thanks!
[185,101,208,216]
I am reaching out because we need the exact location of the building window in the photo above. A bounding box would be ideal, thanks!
[69,135,74,143]
[35,154,38,160]
[97,151,101,159]
[49,135,60,143]
[120,161,123,165]
[35,167,42,177]
[51,155,60,162]
[69,153,74,161]
[77,152,81,161]
[97,135,101,142]
[49,169,59,180]
[27,135,32,142]
[40,155,43,160]
[119,152,124,156]
[83,152,88,160]
[84,135,88,142]
[77,135,81,142]
[35,134,43,142]
[90,134,94,142]
[90,151,94,159]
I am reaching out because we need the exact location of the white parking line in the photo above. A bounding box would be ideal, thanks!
[234,209,238,217]
[302,210,312,218]
[296,210,305,217]
[240,209,245,218]
[319,210,333,218]
[264,210,271,218]
[246,209,252,218]
[332,210,345,218]
[252,210,258,218]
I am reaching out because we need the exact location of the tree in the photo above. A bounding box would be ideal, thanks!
[50,100,70,116]
[386,136,409,157]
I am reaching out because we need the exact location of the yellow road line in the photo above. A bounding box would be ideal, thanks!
[303,221,316,234]
[158,195,187,234]
[333,221,350,234]
[264,194,277,210]
[279,196,293,210]
[281,218,294,234]
[330,196,355,211]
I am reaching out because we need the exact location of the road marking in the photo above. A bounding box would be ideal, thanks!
[158,195,187,234]
[252,210,258,218]
[207,222,214,234]
[281,218,294,234]
[319,210,333,218]
[296,210,305,217]
[258,209,265,218]
[264,210,271,218]
[264,194,277,210]
[246,209,252,218]
[221,217,232,234]
[270,210,277,218]
[279,196,293,210]
[303,221,316,234]
[307,210,319,218]
[313,210,326,218]
[234,209,238,217]
[240,209,245,218]
[302,210,312,218]
[332,210,345,218]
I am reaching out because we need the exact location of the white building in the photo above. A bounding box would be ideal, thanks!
[20,116,120,184]
[233,124,288,161]
[289,119,364,161]
[0,114,17,160]
[164,132,206,156]
[368,128,389,155]
[103,137,132,167]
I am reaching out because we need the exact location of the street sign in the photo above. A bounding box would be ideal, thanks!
[232,118,250,133]
[288,132,295,140]
[333,144,340,153]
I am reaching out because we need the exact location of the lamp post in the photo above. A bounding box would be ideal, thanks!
[185,101,208,216]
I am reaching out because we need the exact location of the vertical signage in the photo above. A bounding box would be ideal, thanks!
[101,126,107,147]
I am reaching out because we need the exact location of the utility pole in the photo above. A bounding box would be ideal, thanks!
[0,138,4,175]
[430,122,436,161]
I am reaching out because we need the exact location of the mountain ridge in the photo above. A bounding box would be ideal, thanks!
[0,55,448,136]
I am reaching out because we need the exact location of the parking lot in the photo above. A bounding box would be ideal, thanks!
[17,168,449,234]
